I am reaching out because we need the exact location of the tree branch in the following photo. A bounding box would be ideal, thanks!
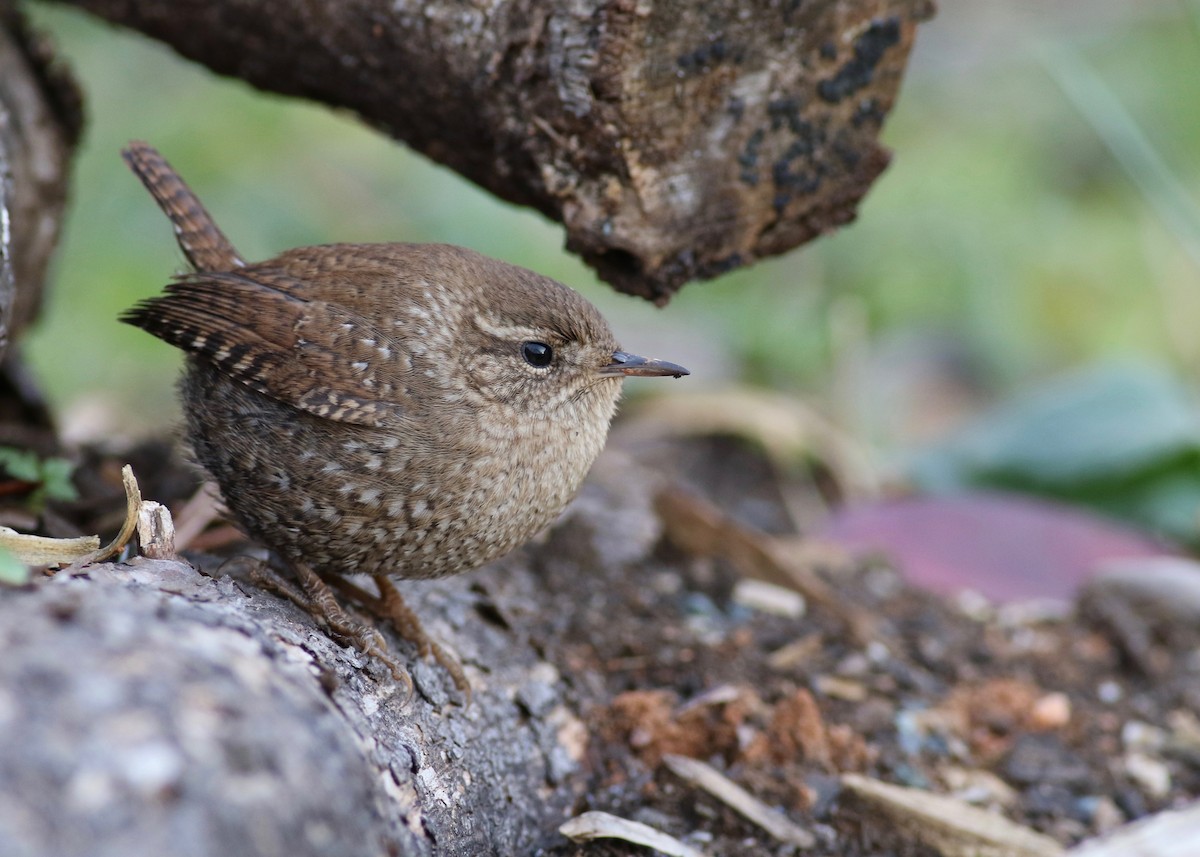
[50,0,934,300]
[0,4,78,360]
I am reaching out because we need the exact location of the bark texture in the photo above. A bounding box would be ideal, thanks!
[54,0,933,301]
[0,5,78,360]
[0,562,583,857]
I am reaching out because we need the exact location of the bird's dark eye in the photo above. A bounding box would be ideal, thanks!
[521,341,554,368]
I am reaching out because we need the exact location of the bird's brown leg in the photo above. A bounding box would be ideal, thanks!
[321,573,387,611]
[248,560,412,695]
[245,560,308,606]
[311,571,469,701]
[371,574,471,700]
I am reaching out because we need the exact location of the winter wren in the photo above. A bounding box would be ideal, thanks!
[119,142,687,688]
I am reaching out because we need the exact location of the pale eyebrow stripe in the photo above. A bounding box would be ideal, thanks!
[471,313,547,342]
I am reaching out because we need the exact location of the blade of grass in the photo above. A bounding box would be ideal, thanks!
[1040,44,1200,273]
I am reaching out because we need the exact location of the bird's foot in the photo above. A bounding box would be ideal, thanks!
[317,572,470,703]
[372,574,470,701]
[248,560,413,697]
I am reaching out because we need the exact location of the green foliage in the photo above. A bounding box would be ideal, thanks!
[0,447,79,512]
[0,547,30,586]
[911,363,1200,544]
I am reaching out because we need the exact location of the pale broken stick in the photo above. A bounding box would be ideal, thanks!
[559,811,707,857]
[655,484,876,645]
[0,529,98,569]
[88,465,175,562]
[840,773,1064,857]
[663,753,816,849]
[87,464,144,563]
[618,388,882,504]
[0,465,174,576]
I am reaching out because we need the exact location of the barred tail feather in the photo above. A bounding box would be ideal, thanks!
[122,141,243,273]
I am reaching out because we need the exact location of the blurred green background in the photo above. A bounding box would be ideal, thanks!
[18,2,1200,535]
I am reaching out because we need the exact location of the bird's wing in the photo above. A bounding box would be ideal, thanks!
[121,268,414,426]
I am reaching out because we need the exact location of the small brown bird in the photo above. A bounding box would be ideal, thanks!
[120,142,687,694]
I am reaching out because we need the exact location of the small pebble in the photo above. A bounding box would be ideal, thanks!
[1087,795,1125,834]
[835,652,870,677]
[942,766,1018,807]
[119,741,185,798]
[731,579,806,619]
[813,674,867,702]
[1122,720,1166,753]
[1124,752,1172,799]
[953,589,993,621]
[1029,692,1071,730]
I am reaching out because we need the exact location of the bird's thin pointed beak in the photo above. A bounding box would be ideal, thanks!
[599,350,690,379]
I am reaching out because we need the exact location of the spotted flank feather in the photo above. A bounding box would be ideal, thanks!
[121,270,409,426]
[122,141,243,273]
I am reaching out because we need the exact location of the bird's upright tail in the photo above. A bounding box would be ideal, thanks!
[121,141,244,273]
